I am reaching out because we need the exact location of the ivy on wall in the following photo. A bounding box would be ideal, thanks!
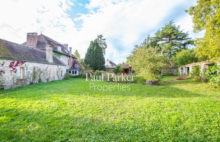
[0,61,5,76]
[54,52,62,58]
[9,61,26,73]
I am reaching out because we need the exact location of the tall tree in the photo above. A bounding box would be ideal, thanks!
[187,0,220,61]
[74,50,81,61]
[153,21,193,58]
[128,46,167,79]
[97,35,107,55]
[84,40,105,70]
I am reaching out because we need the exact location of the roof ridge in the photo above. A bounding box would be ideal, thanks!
[40,34,64,47]
[0,38,65,66]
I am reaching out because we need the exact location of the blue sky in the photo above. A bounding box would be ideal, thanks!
[0,0,202,63]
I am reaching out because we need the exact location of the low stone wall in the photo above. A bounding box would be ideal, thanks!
[0,60,67,89]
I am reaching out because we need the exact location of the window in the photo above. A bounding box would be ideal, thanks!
[20,67,25,79]
[16,67,25,79]
[58,46,61,52]
[69,70,78,75]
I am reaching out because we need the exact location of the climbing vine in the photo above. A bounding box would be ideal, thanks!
[0,61,5,76]
[9,61,26,73]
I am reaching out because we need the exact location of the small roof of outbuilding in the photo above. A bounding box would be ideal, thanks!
[119,64,131,69]
[180,61,215,68]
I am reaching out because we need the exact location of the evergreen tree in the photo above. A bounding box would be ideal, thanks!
[84,40,105,70]
[143,22,193,59]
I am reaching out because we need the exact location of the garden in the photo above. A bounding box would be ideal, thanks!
[0,76,219,141]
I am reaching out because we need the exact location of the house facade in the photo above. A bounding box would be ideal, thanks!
[0,33,81,89]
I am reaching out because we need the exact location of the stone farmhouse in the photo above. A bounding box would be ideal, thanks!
[0,33,81,89]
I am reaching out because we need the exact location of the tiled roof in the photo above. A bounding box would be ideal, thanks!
[0,38,65,66]
[70,59,81,70]
[119,64,131,69]
[23,33,73,57]
[38,34,72,57]
[181,61,215,67]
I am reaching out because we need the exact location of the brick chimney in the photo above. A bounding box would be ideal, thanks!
[46,45,53,63]
[26,32,38,48]
[69,47,72,53]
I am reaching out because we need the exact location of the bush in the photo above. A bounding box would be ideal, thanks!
[64,72,71,80]
[191,66,201,81]
[128,47,167,80]
[113,65,122,74]
[205,65,220,88]
[108,69,115,73]
[93,70,102,76]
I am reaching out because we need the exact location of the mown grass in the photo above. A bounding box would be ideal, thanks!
[0,77,219,141]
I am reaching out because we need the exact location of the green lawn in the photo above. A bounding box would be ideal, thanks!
[0,77,219,141]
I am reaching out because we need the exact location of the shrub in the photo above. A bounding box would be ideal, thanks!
[108,69,114,73]
[128,47,167,80]
[64,72,71,80]
[172,49,197,67]
[80,71,86,78]
[205,65,220,88]
[113,66,122,74]
[191,66,201,81]
[93,70,102,76]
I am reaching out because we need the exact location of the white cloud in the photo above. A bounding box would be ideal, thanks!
[0,0,200,64]
[79,0,191,63]
[0,0,76,42]
[176,14,204,39]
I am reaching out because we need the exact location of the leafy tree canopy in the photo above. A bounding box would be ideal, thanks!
[172,49,198,67]
[74,50,81,61]
[143,21,194,59]
[128,46,167,80]
[187,0,220,61]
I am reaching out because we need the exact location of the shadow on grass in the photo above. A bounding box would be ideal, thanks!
[0,107,216,142]
[0,107,154,141]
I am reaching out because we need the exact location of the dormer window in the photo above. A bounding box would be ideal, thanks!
[58,46,61,52]
[64,49,68,53]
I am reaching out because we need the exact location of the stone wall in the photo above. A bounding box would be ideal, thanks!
[0,60,67,89]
